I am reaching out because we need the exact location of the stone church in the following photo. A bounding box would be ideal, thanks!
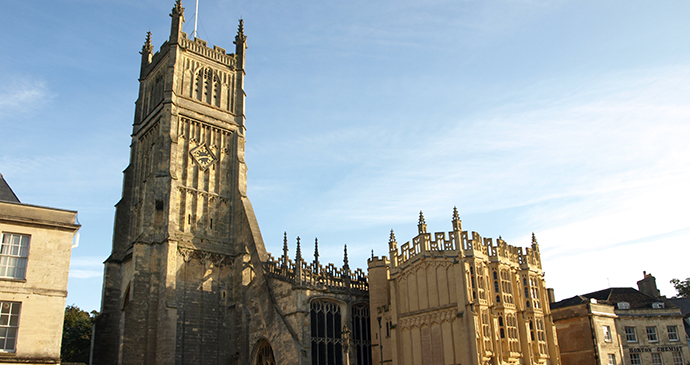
[91,2,369,364]
[91,2,561,365]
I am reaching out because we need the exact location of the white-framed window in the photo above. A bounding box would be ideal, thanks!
[603,325,612,342]
[667,326,679,341]
[652,353,663,365]
[625,327,638,342]
[0,302,20,352]
[672,351,683,365]
[630,353,641,365]
[608,353,617,365]
[0,233,30,280]
[647,326,658,342]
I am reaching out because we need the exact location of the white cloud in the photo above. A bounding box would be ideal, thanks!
[69,270,103,279]
[0,75,51,116]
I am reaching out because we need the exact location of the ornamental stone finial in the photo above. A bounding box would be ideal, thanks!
[296,236,302,262]
[452,206,462,231]
[234,19,247,45]
[418,211,427,234]
[282,232,288,266]
[141,31,153,54]
[172,0,184,15]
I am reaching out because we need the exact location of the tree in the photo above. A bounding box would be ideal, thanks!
[670,277,690,298]
[61,305,97,363]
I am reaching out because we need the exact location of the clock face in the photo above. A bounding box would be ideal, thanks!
[190,144,217,170]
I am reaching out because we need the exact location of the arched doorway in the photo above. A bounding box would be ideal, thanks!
[255,339,276,365]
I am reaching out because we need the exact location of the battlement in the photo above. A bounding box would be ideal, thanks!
[388,209,542,271]
[262,236,368,294]
[179,33,237,68]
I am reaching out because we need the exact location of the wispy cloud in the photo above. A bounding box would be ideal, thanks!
[0,75,51,117]
[69,256,104,280]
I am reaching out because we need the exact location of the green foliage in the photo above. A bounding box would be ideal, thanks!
[670,277,690,298]
[61,305,97,363]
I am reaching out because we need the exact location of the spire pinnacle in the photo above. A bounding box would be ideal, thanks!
[234,18,247,45]
[452,206,462,231]
[172,0,184,16]
[343,244,349,268]
[296,236,302,262]
[417,211,427,234]
[314,238,319,262]
[141,31,153,54]
[282,232,288,264]
[389,230,397,245]
[313,238,320,274]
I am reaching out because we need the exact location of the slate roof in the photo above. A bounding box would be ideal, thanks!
[550,295,591,310]
[0,174,20,203]
[667,298,690,316]
[551,287,676,310]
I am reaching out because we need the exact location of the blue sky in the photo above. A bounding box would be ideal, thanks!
[1,0,689,312]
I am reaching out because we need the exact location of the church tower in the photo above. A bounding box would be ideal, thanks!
[92,2,282,363]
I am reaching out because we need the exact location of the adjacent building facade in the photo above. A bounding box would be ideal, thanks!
[550,296,623,365]
[551,275,690,365]
[0,174,81,363]
[368,210,562,365]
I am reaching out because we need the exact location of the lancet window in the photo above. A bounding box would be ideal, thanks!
[255,340,276,365]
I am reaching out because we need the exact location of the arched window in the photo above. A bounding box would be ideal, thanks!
[352,304,372,365]
[255,339,276,365]
[311,300,343,365]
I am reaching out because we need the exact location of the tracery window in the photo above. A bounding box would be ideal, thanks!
[500,270,514,304]
[311,301,343,365]
[530,278,541,309]
[506,314,520,352]
[352,304,372,365]
[255,339,276,365]
[536,318,547,354]
[481,310,492,351]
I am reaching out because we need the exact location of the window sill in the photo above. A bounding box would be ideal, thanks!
[0,278,26,283]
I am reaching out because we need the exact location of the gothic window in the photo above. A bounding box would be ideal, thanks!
[311,300,343,365]
[352,304,372,365]
[500,270,514,304]
[530,320,535,341]
[255,339,276,365]
[536,318,547,354]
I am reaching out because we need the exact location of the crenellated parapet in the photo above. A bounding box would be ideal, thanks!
[179,34,238,68]
[263,235,368,294]
[387,208,543,272]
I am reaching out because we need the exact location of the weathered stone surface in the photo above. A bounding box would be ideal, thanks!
[369,211,562,365]
[92,3,370,364]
